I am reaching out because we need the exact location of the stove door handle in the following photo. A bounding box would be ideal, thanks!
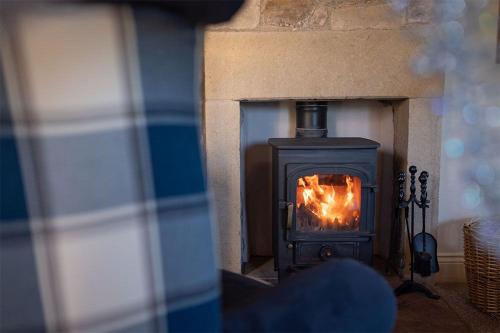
[285,202,294,241]
[286,202,294,230]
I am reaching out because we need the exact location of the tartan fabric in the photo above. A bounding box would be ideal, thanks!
[0,4,219,332]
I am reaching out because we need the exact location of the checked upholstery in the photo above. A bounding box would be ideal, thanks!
[1,4,220,332]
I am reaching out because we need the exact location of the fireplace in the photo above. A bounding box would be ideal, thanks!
[269,101,380,280]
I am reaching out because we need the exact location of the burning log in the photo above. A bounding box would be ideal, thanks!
[297,205,324,231]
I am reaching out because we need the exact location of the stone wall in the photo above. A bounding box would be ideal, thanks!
[204,0,443,273]
[209,0,434,32]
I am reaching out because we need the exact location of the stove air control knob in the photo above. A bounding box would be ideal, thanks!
[319,245,334,261]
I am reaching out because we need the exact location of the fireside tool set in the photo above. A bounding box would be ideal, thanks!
[394,166,440,299]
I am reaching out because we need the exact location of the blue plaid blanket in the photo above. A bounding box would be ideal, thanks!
[1,3,219,332]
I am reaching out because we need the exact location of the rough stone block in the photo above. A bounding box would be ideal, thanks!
[204,30,444,100]
[260,0,329,29]
[330,4,405,30]
[328,0,386,7]
[308,5,329,28]
[204,100,242,272]
[407,98,442,232]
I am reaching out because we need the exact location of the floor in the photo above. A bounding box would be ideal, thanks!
[245,257,500,333]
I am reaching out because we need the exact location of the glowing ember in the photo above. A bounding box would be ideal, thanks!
[296,174,361,231]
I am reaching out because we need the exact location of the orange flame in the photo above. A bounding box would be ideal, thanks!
[296,174,361,230]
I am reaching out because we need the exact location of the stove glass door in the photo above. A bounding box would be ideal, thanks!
[296,174,361,232]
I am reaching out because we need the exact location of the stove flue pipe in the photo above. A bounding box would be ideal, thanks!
[295,101,328,138]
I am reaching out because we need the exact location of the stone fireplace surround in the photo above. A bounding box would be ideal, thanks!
[203,2,443,273]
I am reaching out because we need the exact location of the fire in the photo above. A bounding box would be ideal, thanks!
[296,174,361,231]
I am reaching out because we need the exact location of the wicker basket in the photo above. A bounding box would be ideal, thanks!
[463,218,500,318]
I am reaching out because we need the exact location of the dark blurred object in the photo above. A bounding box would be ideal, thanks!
[163,1,245,25]
[1,0,245,25]
[82,0,246,25]
[222,259,397,333]
[221,270,271,311]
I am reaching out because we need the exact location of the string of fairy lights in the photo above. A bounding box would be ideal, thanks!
[391,0,500,218]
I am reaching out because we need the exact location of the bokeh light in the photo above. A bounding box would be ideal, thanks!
[461,183,482,209]
[434,0,466,21]
[474,162,495,185]
[462,103,479,125]
[396,0,500,217]
[485,106,500,127]
[389,0,410,12]
[431,97,445,116]
[437,21,464,50]
[411,54,433,76]
[445,138,465,158]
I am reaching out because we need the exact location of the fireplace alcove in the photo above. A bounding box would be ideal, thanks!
[205,98,441,275]
[241,100,396,275]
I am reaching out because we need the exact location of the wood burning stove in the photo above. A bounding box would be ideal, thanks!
[269,101,380,280]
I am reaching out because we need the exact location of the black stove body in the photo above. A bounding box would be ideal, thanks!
[269,102,380,280]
